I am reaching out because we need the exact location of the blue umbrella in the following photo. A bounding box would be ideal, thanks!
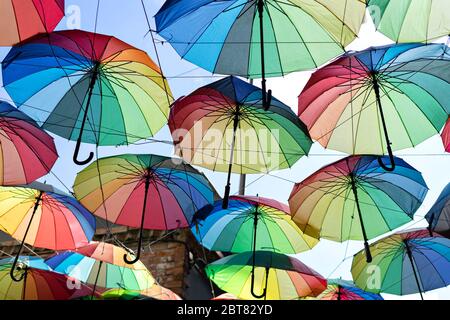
[426,183,450,238]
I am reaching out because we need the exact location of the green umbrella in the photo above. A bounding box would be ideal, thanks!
[368,0,450,43]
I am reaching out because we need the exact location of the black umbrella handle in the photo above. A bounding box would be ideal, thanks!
[373,74,396,172]
[124,175,151,265]
[250,266,269,299]
[364,241,373,263]
[10,191,42,281]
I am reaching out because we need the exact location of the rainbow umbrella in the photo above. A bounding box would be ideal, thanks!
[0,182,96,281]
[0,0,64,46]
[46,242,155,296]
[352,229,450,300]
[193,195,317,254]
[0,101,57,185]
[169,76,312,207]
[442,118,450,153]
[193,196,317,298]
[2,30,172,165]
[206,251,327,300]
[367,0,450,43]
[315,279,383,300]
[73,154,217,264]
[0,256,94,300]
[289,155,428,262]
[425,183,450,238]
[298,43,450,171]
[156,0,366,108]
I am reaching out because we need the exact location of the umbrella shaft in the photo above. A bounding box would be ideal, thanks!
[258,0,269,109]
[372,76,392,152]
[92,261,103,299]
[404,240,424,300]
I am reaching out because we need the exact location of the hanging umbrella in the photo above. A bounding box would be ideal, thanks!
[289,155,428,262]
[193,195,317,253]
[101,288,153,301]
[315,279,383,300]
[352,229,450,300]
[73,154,217,264]
[156,0,366,109]
[45,242,155,297]
[2,30,172,165]
[0,256,95,300]
[367,0,450,43]
[0,182,96,281]
[141,285,182,300]
[298,43,450,171]
[425,183,450,238]
[0,101,58,185]
[205,251,327,300]
[169,76,312,207]
[0,0,64,46]
[442,118,450,153]
[193,195,317,298]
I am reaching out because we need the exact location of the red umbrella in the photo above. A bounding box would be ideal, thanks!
[442,117,450,153]
[0,102,58,185]
[0,0,65,46]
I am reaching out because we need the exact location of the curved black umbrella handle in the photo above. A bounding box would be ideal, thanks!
[123,250,141,265]
[377,148,395,172]
[250,266,269,299]
[9,255,26,282]
[73,139,94,166]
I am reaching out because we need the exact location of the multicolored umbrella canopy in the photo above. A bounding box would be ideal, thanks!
[298,43,450,171]
[192,195,317,254]
[45,242,155,292]
[0,182,96,281]
[0,256,94,300]
[426,183,450,238]
[156,0,365,109]
[0,101,58,185]
[169,76,312,207]
[315,279,383,300]
[206,251,327,300]
[73,154,217,264]
[352,229,450,299]
[367,0,450,43]
[155,0,366,78]
[0,0,64,46]
[2,30,172,165]
[442,118,450,153]
[289,155,428,262]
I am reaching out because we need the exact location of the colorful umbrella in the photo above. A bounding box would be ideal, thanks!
[101,288,152,300]
[193,195,317,298]
[2,30,172,165]
[289,155,428,262]
[315,279,383,300]
[0,0,64,46]
[298,43,450,171]
[193,195,317,253]
[141,285,182,300]
[205,251,327,300]
[156,0,366,108]
[73,154,217,264]
[352,229,450,300]
[0,101,58,185]
[425,183,450,238]
[442,117,450,153]
[169,76,312,207]
[46,242,155,295]
[0,256,94,300]
[0,182,96,281]
[367,0,450,43]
